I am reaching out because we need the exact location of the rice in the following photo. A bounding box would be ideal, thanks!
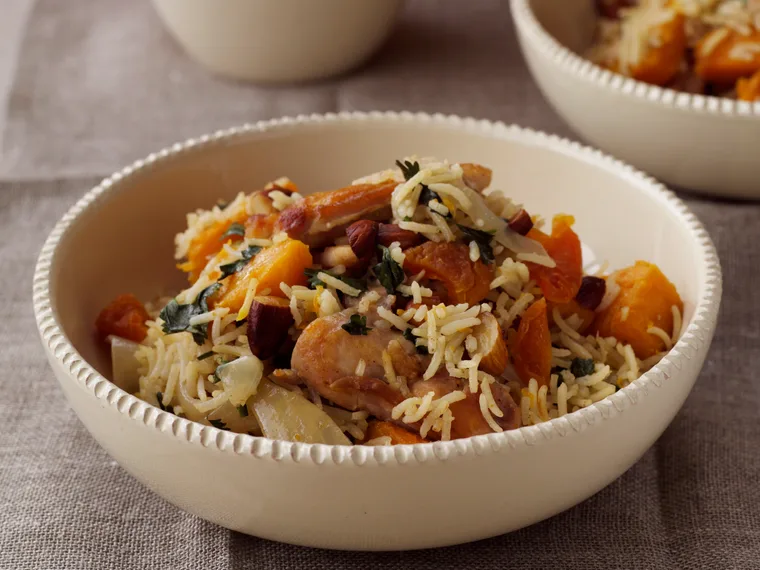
[365,436,393,446]
[317,272,362,297]
[377,306,411,331]
[357,290,381,313]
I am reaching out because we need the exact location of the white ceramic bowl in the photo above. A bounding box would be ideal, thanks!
[33,112,721,551]
[511,0,760,199]
[151,0,403,83]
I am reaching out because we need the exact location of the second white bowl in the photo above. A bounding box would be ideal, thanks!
[151,0,403,83]
[511,0,760,199]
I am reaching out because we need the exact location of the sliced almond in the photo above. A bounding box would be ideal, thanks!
[472,312,509,376]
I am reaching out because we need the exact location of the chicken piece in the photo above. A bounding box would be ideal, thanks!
[365,421,428,444]
[409,373,520,437]
[449,383,520,437]
[291,311,421,421]
[275,181,396,248]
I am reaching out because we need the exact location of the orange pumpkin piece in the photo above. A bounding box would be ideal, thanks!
[629,11,687,86]
[592,261,683,359]
[510,298,552,388]
[95,294,150,343]
[737,68,760,102]
[180,212,249,283]
[365,421,428,445]
[695,28,760,84]
[548,298,595,334]
[526,215,583,305]
[214,239,313,312]
[403,242,493,306]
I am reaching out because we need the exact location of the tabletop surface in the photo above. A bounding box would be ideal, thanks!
[1,1,759,569]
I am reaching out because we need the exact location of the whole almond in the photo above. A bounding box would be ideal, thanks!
[346,220,378,260]
[377,223,424,250]
[246,296,294,360]
[507,209,534,236]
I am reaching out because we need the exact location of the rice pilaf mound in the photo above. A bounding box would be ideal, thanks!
[95,157,684,445]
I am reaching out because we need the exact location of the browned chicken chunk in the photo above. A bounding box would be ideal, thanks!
[276,182,395,248]
[290,310,420,421]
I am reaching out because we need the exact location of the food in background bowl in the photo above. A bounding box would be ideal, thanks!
[589,0,760,100]
[95,157,683,446]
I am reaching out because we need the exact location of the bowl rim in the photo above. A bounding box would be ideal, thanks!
[510,0,760,118]
[32,111,722,467]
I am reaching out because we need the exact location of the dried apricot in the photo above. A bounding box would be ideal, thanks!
[526,215,583,304]
[403,242,493,306]
[510,298,552,388]
[95,294,150,343]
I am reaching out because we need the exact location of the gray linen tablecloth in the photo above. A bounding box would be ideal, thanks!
[1,1,758,569]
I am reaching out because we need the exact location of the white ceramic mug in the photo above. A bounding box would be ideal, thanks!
[151,0,404,83]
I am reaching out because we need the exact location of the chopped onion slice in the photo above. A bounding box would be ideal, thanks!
[217,355,264,407]
[459,185,556,268]
[109,335,142,392]
[251,379,351,445]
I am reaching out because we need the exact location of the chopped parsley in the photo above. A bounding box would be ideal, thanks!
[396,159,444,211]
[220,222,245,241]
[458,224,495,264]
[403,328,428,355]
[342,314,372,336]
[304,268,366,293]
[237,404,249,417]
[208,418,230,431]
[197,351,215,361]
[218,245,261,280]
[155,392,173,413]
[373,246,405,294]
[570,357,595,378]
[159,283,221,345]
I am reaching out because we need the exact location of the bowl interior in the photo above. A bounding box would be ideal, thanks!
[528,0,597,54]
[49,119,704,388]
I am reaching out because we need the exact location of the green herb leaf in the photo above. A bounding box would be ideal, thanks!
[237,404,249,417]
[458,224,495,264]
[395,159,444,212]
[570,357,595,378]
[373,246,405,294]
[403,328,428,355]
[216,200,229,210]
[220,222,245,241]
[396,159,420,181]
[403,216,413,222]
[197,351,215,361]
[208,418,230,431]
[304,268,366,293]
[156,392,173,414]
[341,314,372,336]
[159,283,221,345]
[218,245,262,280]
